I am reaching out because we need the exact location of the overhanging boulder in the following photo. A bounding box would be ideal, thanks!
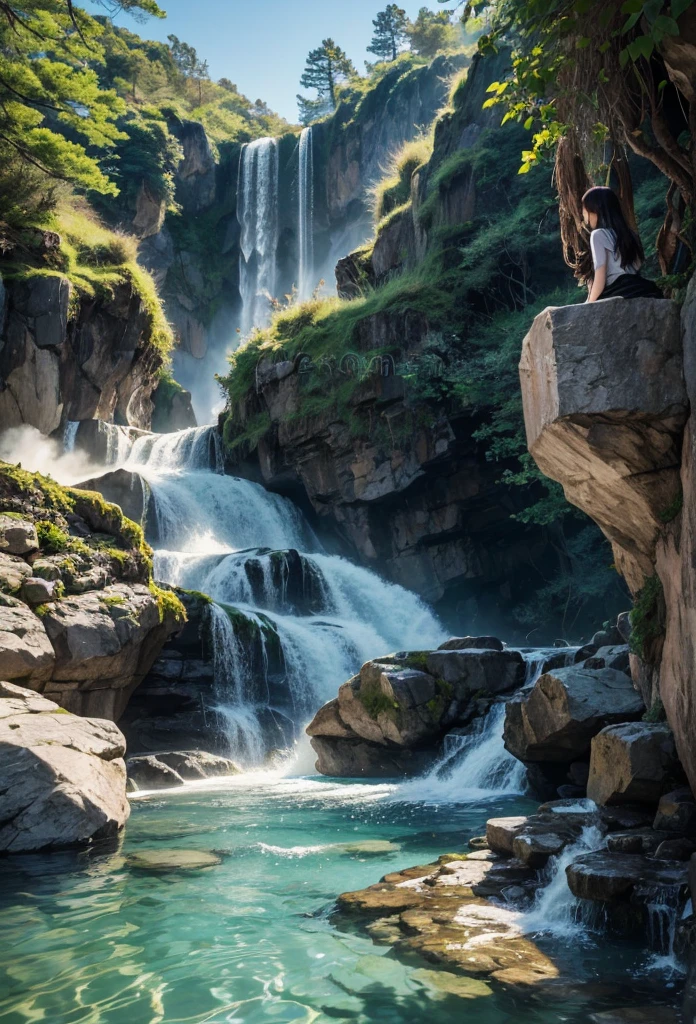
[519,299,687,591]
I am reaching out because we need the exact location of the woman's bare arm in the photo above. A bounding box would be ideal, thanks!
[587,263,607,302]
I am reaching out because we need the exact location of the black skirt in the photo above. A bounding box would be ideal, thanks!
[600,273,664,300]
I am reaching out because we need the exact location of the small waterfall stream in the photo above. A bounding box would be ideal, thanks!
[238,137,280,335]
[298,126,314,300]
[114,426,445,764]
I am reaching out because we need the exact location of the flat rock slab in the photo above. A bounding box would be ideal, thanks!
[127,849,221,872]
[566,851,688,902]
[336,855,555,987]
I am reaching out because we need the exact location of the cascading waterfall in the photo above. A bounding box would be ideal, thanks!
[116,426,445,763]
[298,126,314,300]
[393,648,576,803]
[238,137,280,335]
[63,420,79,453]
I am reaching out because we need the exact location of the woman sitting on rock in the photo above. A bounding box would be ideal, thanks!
[582,185,663,301]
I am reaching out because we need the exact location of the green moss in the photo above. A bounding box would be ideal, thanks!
[0,511,26,520]
[643,697,667,723]
[33,604,50,617]
[36,521,69,555]
[100,594,126,607]
[659,488,683,523]
[629,575,665,661]
[180,588,213,604]
[225,412,272,452]
[403,651,431,671]
[358,686,399,719]
[149,581,187,626]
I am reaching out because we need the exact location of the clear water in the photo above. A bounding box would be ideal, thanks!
[0,776,669,1024]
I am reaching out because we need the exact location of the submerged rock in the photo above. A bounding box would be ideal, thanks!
[127,849,221,872]
[0,681,129,853]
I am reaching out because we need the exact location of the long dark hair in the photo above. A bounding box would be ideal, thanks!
[582,186,644,269]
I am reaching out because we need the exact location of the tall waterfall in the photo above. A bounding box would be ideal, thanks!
[298,127,314,300]
[119,427,445,764]
[238,138,280,335]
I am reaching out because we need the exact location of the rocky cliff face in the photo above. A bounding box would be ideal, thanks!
[519,288,696,797]
[0,273,164,435]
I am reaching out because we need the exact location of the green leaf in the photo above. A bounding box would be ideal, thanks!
[619,45,631,66]
[598,40,611,53]
[653,14,680,34]
[672,0,694,19]
[627,35,655,60]
[524,115,534,129]
[621,0,643,11]
[576,36,591,48]
[622,11,642,31]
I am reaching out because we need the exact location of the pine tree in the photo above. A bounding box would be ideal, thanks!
[299,39,356,108]
[367,5,409,63]
[0,0,164,196]
[406,7,458,58]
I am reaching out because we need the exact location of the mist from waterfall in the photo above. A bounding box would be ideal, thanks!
[238,137,280,336]
[117,426,445,764]
[298,127,314,300]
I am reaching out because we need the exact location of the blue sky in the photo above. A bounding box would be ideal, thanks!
[87,0,450,121]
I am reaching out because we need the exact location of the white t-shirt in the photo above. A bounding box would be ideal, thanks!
[590,228,640,284]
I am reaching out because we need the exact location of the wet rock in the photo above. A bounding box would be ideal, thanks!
[654,787,696,833]
[0,515,38,556]
[0,594,55,685]
[0,552,32,595]
[154,750,241,780]
[425,648,525,696]
[584,645,631,673]
[127,849,221,872]
[0,681,129,852]
[504,666,644,763]
[437,636,504,652]
[655,836,696,861]
[308,735,433,778]
[566,851,688,902]
[126,754,185,789]
[606,829,672,855]
[587,723,678,805]
[336,853,555,986]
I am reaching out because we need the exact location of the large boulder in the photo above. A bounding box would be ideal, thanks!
[519,299,687,591]
[0,681,129,852]
[126,754,184,789]
[0,515,38,556]
[307,648,526,777]
[587,722,679,806]
[40,583,173,719]
[0,593,55,685]
[504,666,644,763]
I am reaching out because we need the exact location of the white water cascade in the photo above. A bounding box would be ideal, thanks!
[117,426,445,764]
[298,127,314,300]
[238,137,280,335]
[393,648,576,803]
